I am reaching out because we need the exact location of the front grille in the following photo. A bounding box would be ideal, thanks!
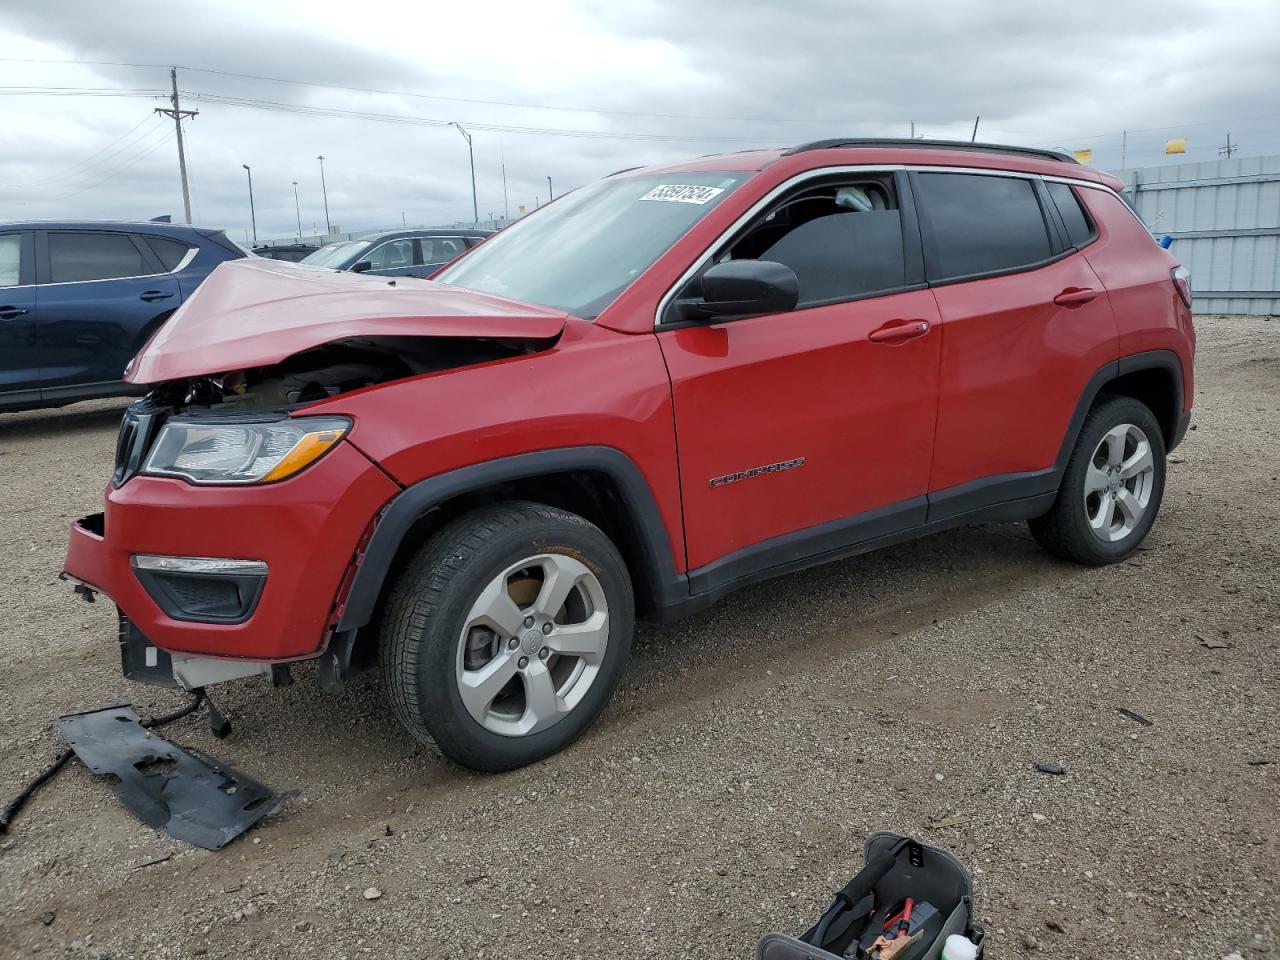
[113,400,167,486]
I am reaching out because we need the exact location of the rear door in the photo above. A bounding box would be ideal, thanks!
[36,229,181,397]
[912,170,1119,516]
[357,237,419,278]
[0,230,39,405]
[657,171,941,583]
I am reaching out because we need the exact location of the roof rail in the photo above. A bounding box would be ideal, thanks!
[781,138,1078,164]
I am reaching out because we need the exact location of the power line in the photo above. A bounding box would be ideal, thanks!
[16,126,176,205]
[9,114,163,190]
[181,91,770,143]
[174,64,820,125]
[0,56,821,125]
[0,86,165,98]
[42,128,176,204]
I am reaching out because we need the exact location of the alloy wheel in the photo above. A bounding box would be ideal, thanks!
[454,554,609,737]
[1083,422,1156,542]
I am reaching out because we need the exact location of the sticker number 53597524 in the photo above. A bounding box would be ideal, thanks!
[639,184,726,205]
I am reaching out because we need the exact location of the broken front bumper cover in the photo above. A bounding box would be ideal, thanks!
[114,613,275,690]
[56,704,296,849]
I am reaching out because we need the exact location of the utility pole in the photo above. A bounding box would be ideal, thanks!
[155,67,197,223]
[500,137,509,224]
[450,122,479,226]
[292,181,302,239]
[547,176,553,201]
[1219,133,1237,159]
[317,155,331,235]
[970,115,980,142]
[1121,130,1127,169]
[242,164,256,245]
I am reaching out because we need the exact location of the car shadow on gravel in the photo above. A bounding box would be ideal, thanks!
[0,398,133,440]
[175,520,1071,788]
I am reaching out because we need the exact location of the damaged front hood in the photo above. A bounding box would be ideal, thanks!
[125,257,569,383]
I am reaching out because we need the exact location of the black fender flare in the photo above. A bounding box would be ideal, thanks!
[1055,349,1187,470]
[334,446,687,633]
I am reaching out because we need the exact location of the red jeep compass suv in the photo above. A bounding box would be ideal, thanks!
[63,139,1195,771]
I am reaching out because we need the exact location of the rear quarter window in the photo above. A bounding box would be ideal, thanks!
[1046,182,1095,247]
[145,235,196,271]
[914,172,1053,281]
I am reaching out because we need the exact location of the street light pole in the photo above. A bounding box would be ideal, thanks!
[292,181,302,239]
[450,122,479,226]
[242,164,257,246]
[317,155,331,235]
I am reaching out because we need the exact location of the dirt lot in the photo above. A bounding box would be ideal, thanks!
[1,314,1276,960]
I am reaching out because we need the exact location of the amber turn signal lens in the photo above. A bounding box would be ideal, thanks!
[259,429,345,483]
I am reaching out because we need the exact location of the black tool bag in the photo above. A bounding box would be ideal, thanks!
[756,833,985,960]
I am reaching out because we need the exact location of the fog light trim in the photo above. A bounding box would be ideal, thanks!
[132,555,268,576]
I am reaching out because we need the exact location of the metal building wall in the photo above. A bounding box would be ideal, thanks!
[1114,155,1280,316]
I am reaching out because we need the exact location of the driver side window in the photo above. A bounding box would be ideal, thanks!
[718,177,908,308]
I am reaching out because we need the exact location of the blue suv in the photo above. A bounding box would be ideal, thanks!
[298,228,490,279]
[0,221,246,412]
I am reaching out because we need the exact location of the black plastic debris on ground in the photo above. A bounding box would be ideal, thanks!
[56,704,296,850]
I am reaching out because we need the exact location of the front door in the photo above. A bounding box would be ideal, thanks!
[656,172,941,586]
[359,238,419,278]
[0,231,39,405]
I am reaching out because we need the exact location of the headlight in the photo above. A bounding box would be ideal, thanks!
[142,416,350,485]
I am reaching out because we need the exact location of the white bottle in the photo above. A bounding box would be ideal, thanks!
[941,933,979,960]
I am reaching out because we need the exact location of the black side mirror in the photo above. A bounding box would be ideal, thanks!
[692,260,799,320]
[350,260,373,273]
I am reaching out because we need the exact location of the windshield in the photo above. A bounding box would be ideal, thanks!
[436,172,748,318]
[300,240,369,268]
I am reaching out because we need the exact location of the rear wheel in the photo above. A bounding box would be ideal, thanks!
[379,501,633,772]
[1029,394,1166,565]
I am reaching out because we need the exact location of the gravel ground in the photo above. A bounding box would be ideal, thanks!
[1,314,1276,960]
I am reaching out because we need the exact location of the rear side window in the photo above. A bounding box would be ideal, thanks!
[421,237,468,263]
[915,173,1052,281]
[48,232,151,283]
[1046,182,1095,247]
[145,235,195,271]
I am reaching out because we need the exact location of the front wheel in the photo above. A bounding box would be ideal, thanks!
[379,501,634,772]
[1029,394,1167,565]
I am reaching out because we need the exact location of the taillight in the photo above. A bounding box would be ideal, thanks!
[1171,265,1192,309]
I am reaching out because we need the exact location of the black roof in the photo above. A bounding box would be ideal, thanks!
[781,138,1077,164]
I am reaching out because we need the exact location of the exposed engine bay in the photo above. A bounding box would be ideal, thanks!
[146,334,553,413]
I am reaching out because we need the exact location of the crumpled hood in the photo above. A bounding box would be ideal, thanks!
[125,257,569,383]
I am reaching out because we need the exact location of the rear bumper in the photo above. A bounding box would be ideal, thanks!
[62,440,399,663]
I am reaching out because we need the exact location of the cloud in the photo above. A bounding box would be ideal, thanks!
[2,0,1278,241]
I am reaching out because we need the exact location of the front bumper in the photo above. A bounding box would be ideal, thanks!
[62,440,399,663]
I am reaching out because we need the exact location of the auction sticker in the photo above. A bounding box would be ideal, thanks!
[639,184,726,205]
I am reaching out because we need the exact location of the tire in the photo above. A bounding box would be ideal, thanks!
[379,500,634,772]
[1029,394,1167,565]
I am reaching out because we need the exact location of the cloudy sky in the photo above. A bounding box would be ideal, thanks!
[2,0,1278,244]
